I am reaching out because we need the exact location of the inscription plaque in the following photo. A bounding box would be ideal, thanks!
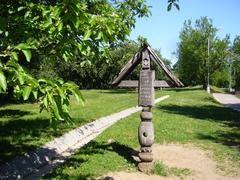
[139,70,155,107]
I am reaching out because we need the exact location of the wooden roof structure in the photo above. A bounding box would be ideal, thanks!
[111,43,184,87]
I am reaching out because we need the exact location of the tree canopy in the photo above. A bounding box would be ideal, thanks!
[0,0,151,127]
[232,36,240,89]
[0,0,180,127]
[175,17,230,88]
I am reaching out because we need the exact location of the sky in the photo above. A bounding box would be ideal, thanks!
[129,0,240,65]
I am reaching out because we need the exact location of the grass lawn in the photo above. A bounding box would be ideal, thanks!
[211,86,229,93]
[236,93,240,99]
[0,89,168,165]
[41,87,240,179]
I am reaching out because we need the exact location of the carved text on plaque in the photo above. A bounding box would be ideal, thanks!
[139,70,155,107]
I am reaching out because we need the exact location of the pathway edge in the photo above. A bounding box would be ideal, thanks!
[0,95,170,180]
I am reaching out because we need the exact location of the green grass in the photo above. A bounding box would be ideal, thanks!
[1,89,168,165]
[235,93,240,99]
[151,161,191,177]
[211,86,229,93]
[41,87,240,179]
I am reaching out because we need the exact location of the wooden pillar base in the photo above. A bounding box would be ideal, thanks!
[138,162,153,173]
[139,152,153,162]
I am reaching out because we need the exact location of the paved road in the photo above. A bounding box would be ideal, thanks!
[213,93,240,112]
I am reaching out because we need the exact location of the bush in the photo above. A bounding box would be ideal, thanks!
[212,69,229,88]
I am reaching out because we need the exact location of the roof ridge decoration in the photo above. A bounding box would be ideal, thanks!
[111,43,184,87]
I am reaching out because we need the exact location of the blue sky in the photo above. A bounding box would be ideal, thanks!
[129,0,240,65]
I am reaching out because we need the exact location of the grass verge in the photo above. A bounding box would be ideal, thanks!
[151,161,191,177]
[42,87,240,179]
[211,86,229,93]
[0,89,169,165]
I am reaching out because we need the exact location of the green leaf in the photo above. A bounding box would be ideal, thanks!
[12,52,18,60]
[14,85,21,99]
[83,30,92,40]
[96,31,103,40]
[63,53,68,61]
[174,3,180,10]
[102,33,108,43]
[56,86,66,99]
[47,92,54,105]
[51,97,62,120]
[167,4,172,11]
[43,96,48,108]
[106,26,113,35]
[25,76,39,87]
[54,95,73,124]
[56,78,64,84]
[17,7,25,11]
[22,49,32,62]
[33,89,38,99]
[42,18,52,28]
[0,70,7,92]
[15,43,31,50]
[6,60,24,72]
[22,86,32,100]
[71,87,84,105]
[24,11,31,18]
[0,17,6,34]
[57,22,63,31]
[16,71,25,85]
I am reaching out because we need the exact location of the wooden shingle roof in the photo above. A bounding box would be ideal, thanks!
[111,43,183,87]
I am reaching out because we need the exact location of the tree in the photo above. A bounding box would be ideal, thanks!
[175,17,230,88]
[0,0,179,127]
[52,40,171,89]
[0,0,150,127]
[232,36,240,90]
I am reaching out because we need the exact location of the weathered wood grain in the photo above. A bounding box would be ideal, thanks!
[118,80,173,88]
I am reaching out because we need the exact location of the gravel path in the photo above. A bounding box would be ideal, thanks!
[0,95,169,180]
[212,93,240,112]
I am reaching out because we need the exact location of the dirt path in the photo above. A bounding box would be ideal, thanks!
[103,144,240,180]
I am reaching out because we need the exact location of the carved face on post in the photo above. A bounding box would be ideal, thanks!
[143,58,150,69]
[142,50,151,69]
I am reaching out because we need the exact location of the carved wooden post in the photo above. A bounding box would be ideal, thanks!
[138,49,155,172]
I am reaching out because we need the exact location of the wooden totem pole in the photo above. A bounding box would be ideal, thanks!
[111,43,183,173]
[138,49,155,172]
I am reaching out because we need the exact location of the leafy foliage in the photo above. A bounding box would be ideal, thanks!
[0,0,179,126]
[232,36,240,89]
[0,0,150,126]
[167,0,180,11]
[211,69,229,88]
[35,40,172,88]
[175,17,230,88]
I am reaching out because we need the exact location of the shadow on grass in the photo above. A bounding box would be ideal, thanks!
[43,141,138,179]
[164,86,203,92]
[78,140,138,166]
[0,106,91,165]
[0,109,32,118]
[157,104,240,126]
[203,96,221,104]
[0,117,51,165]
[43,155,89,180]
[198,131,240,150]
[0,117,83,165]
[157,104,240,150]
[99,88,137,94]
